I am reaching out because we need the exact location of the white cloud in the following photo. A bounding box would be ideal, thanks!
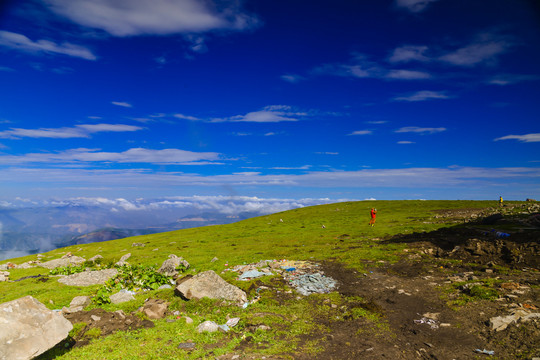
[395,126,446,134]
[348,130,373,136]
[0,147,222,165]
[281,74,305,83]
[271,165,312,170]
[388,45,429,63]
[488,74,540,86]
[0,123,142,139]
[397,141,415,144]
[0,30,96,60]
[385,69,431,80]
[439,39,510,66]
[43,0,259,36]
[395,0,439,12]
[174,113,201,121]
[212,105,304,123]
[393,90,450,102]
[0,66,15,72]
[111,101,132,108]
[494,133,540,143]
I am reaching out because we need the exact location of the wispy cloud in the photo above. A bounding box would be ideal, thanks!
[488,74,540,86]
[0,123,142,139]
[44,0,259,37]
[281,74,305,83]
[397,141,415,144]
[0,30,96,60]
[174,113,201,121]
[348,130,373,136]
[0,147,222,165]
[439,40,511,66]
[211,105,304,123]
[111,101,132,108]
[393,90,450,102]
[388,45,429,63]
[395,126,446,134]
[0,66,15,72]
[395,0,440,13]
[270,165,312,170]
[385,69,431,80]
[494,133,540,143]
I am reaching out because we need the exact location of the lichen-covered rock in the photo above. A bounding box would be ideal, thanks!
[39,256,86,269]
[58,269,118,287]
[158,254,190,277]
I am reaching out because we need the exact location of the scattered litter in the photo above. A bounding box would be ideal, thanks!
[238,269,271,280]
[474,349,494,356]
[414,317,439,329]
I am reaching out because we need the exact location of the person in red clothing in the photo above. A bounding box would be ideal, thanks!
[369,208,377,227]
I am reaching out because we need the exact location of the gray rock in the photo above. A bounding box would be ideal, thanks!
[88,255,103,262]
[175,270,247,305]
[177,342,196,350]
[109,290,135,304]
[90,315,101,322]
[39,256,86,270]
[158,254,190,277]
[70,296,91,308]
[0,296,73,360]
[58,269,118,287]
[184,316,193,324]
[0,271,9,282]
[197,320,219,333]
[115,253,131,266]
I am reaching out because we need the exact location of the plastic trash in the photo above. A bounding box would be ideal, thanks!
[238,269,270,280]
[474,349,494,356]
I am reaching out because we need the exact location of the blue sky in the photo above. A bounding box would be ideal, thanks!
[0,0,539,202]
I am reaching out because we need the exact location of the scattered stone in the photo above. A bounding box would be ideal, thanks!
[91,315,101,322]
[114,310,126,320]
[88,255,103,262]
[0,296,73,360]
[185,316,194,324]
[157,254,190,277]
[141,298,169,319]
[289,273,337,296]
[70,296,92,309]
[197,320,219,333]
[58,269,118,287]
[110,290,136,304]
[0,271,9,282]
[177,342,196,350]
[132,242,145,247]
[40,256,86,270]
[115,253,131,266]
[158,284,172,290]
[175,270,247,305]
[211,257,219,263]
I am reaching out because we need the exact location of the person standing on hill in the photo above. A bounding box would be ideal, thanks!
[499,196,503,207]
[369,208,377,227]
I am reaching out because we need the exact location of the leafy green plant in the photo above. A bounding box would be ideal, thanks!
[49,265,86,276]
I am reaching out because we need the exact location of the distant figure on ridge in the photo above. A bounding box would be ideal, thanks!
[369,208,377,227]
[499,196,503,207]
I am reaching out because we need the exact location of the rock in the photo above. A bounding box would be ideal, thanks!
[142,299,169,319]
[115,253,131,266]
[197,320,219,333]
[177,342,196,350]
[184,316,193,324]
[132,242,145,247]
[175,270,247,305]
[39,256,86,270]
[0,271,9,282]
[0,296,73,360]
[211,257,219,263]
[58,269,118,287]
[158,284,172,290]
[88,255,103,262]
[0,264,9,270]
[109,290,136,304]
[70,296,91,309]
[158,254,190,277]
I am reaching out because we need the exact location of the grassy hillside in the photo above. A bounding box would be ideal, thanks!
[0,200,516,359]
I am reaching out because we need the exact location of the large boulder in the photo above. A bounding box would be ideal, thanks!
[175,270,247,305]
[58,269,118,287]
[0,296,73,360]
[158,254,190,277]
[0,271,9,282]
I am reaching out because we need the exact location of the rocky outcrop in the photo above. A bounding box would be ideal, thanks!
[0,271,9,282]
[175,270,247,305]
[0,296,73,360]
[58,269,118,287]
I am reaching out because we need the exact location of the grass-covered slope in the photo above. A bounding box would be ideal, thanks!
[0,200,519,359]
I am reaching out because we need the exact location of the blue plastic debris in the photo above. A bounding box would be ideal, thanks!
[238,269,270,280]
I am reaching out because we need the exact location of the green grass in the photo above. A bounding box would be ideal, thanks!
[0,200,516,359]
